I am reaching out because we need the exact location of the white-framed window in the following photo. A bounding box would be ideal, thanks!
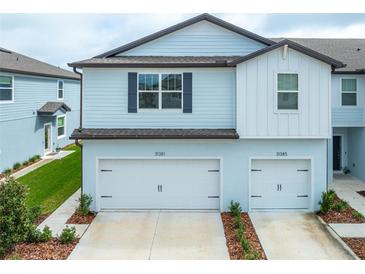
[341,78,357,106]
[138,73,182,110]
[57,80,64,100]
[0,75,14,103]
[57,115,66,139]
[276,73,299,111]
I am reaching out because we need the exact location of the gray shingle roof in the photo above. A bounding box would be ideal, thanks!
[272,38,365,73]
[0,47,80,80]
[70,128,239,139]
[69,56,241,68]
[37,102,71,115]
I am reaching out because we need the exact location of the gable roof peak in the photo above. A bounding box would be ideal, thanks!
[93,13,275,58]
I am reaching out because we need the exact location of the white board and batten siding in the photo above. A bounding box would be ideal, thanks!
[119,21,266,56]
[236,47,332,138]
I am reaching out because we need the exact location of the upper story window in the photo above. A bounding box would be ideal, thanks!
[57,115,66,139]
[341,78,357,106]
[0,75,14,103]
[277,73,299,111]
[138,73,182,110]
[57,80,64,100]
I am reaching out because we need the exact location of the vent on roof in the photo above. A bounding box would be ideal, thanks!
[357,48,361,51]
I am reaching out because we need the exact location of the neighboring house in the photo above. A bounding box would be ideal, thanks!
[69,13,349,212]
[272,39,365,183]
[0,47,80,172]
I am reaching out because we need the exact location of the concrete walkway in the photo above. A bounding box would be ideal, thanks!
[69,211,229,260]
[38,189,89,237]
[250,212,353,260]
[12,150,75,179]
[328,174,365,239]
[330,174,365,216]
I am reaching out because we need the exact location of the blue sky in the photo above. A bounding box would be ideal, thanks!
[1,13,365,69]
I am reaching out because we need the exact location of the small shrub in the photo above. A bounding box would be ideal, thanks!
[22,160,29,166]
[26,225,53,243]
[78,194,93,216]
[59,226,76,244]
[34,155,41,160]
[2,168,12,176]
[319,190,336,213]
[25,225,43,243]
[334,200,349,212]
[12,162,21,170]
[28,155,40,163]
[0,177,31,257]
[229,200,242,216]
[40,226,52,242]
[28,205,41,224]
[245,250,259,260]
[352,211,364,221]
[8,253,22,260]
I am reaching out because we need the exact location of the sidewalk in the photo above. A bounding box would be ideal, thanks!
[329,174,365,239]
[38,189,90,237]
[12,150,75,179]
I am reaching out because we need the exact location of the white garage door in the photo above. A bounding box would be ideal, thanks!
[98,159,220,210]
[250,159,311,210]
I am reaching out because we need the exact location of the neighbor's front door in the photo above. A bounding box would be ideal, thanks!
[333,136,342,171]
[44,124,52,155]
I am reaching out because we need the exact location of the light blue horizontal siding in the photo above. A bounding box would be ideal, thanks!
[331,74,365,126]
[120,21,265,56]
[0,75,80,122]
[83,68,235,128]
[0,73,80,171]
[83,139,327,212]
[332,108,364,126]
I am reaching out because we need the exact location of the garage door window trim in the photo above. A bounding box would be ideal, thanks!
[94,156,224,212]
[137,73,183,112]
[248,156,314,212]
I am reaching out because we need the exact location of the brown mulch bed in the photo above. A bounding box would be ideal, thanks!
[317,195,365,224]
[66,211,96,224]
[343,238,365,259]
[221,212,266,260]
[4,238,79,260]
[357,191,365,198]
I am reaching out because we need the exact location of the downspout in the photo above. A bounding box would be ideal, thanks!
[73,67,83,195]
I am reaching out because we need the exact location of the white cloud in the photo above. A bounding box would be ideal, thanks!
[219,14,268,33]
[273,23,365,38]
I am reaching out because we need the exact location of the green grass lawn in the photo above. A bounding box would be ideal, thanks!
[18,144,81,215]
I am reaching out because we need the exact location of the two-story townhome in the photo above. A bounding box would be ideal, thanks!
[273,39,365,183]
[0,47,80,172]
[69,13,345,212]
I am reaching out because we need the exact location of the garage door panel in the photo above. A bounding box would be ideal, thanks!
[98,159,220,210]
[250,159,311,210]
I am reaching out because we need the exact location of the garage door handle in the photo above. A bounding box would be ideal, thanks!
[297,195,308,198]
[208,195,219,198]
[208,170,220,172]
[297,169,308,172]
[251,195,262,198]
[251,169,262,172]
[100,169,112,172]
[101,195,112,198]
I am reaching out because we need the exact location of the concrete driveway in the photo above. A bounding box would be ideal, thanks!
[68,211,229,260]
[250,212,353,260]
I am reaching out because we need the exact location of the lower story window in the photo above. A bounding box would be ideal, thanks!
[277,92,298,110]
[139,92,159,109]
[57,116,65,138]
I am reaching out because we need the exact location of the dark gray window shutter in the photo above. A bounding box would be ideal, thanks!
[128,72,137,113]
[183,72,192,113]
